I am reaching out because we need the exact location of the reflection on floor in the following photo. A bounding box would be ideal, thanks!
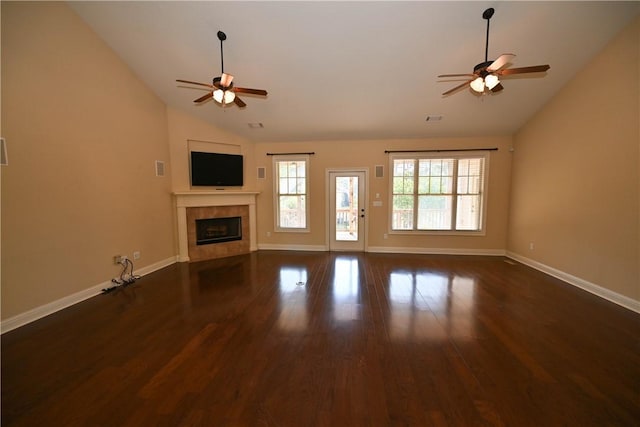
[2,251,639,426]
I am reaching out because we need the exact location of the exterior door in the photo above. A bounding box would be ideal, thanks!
[328,170,367,251]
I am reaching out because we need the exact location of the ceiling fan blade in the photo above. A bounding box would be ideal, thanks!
[499,65,550,75]
[193,92,213,103]
[176,79,214,88]
[234,96,247,108]
[490,83,504,93]
[220,73,234,87]
[234,87,268,96]
[438,73,476,78]
[487,54,516,72]
[442,79,473,96]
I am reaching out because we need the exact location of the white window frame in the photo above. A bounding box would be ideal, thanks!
[273,155,310,232]
[388,151,489,236]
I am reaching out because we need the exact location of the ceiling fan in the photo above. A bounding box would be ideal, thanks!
[176,31,267,108]
[438,8,550,96]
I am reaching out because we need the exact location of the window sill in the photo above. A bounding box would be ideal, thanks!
[275,228,311,233]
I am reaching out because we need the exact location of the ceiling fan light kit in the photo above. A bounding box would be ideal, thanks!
[176,31,267,109]
[484,74,500,90]
[213,88,235,104]
[438,7,550,97]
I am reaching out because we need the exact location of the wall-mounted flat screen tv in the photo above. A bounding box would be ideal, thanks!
[190,151,244,187]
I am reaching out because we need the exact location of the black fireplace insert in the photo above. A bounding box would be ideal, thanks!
[195,216,242,245]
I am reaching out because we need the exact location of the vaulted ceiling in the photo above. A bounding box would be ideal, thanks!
[69,1,639,143]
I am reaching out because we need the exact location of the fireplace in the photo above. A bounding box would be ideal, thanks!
[196,216,242,245]
[174,191,258,262]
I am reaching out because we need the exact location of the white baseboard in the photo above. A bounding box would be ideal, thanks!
[257,244,505,257]
[506,251,640,314]
[367,246,506,256]
[1,256,178,334]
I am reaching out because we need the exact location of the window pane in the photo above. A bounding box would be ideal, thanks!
[441,176,452,193]
[458,159,469,176]
[403,177,414,193]
[456,195,480,230]
[297,163,306,178]
[457,176,468,194]
[418,161,430,176]
[392,195,414,230]
[468,159,481,175]
[431,160,441,175]
[457,158,483,195]
[429,177,441,193]
[417,195,452,230]
[418,177,429,193]
[279,195,306,228]
[455,157,483,230]
[393,177,405,193]
[288,178,297,194]
[469,176,480,193]
[442,159,453,175]
[397,160,414,177]
[419,159,453,195]
[279,178,288,194]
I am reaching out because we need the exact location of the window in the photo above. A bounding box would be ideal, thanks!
[390,153,487,233]
[274,156,309,231]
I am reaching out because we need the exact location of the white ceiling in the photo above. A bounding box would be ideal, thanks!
[69,1,639,143]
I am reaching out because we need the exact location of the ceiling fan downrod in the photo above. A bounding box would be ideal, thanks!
[483,8,494,63]
[217,30,226,75]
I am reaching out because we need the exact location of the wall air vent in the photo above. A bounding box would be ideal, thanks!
[0,138,7,166]
[155,160,165,177]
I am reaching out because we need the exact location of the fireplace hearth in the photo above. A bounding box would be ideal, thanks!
[196,216,242,245]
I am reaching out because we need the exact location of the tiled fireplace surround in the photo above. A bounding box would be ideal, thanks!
[174,192,259,262]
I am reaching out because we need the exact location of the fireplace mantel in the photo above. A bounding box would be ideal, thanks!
[174,191,259,262]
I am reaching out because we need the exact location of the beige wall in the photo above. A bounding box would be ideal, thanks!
[254,136,512,252]
[1,2,175,319]
[508,17,639,301]
[166,106,256,193]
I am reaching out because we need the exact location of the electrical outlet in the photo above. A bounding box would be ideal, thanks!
[529,242,535,250]
[383,233,388,239]
[266,231,271,237]
[113,255,123,265]
[133,251,141,260]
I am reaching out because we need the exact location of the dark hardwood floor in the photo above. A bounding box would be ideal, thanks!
[2,251,639,426]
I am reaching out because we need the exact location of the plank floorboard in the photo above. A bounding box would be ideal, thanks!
[2,251,639,426]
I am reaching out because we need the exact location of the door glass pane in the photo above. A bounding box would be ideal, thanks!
[335,176,358,241]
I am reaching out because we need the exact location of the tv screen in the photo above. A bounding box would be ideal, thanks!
[190,151,244,187]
